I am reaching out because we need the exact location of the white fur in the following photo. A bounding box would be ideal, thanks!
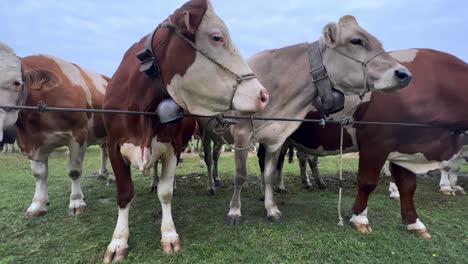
[387,152,458,175]
[120,138,169,172]
[106,202,131,256]
[388,182,400,199]
[68,141,86,213]
[350,208,369,225]
[390,49,419,63]
[26,160,49,215]
[407,218,426,231]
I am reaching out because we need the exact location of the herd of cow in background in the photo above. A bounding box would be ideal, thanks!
[0,0,467,262]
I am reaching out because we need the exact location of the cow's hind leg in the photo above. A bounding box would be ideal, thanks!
[388,173,401,200]
[203,137,216,195]
[104,143,134,263]
[264,149,283,223]
[212,141,223,187]
[68,141,87,216]
[149,160,159,193]
[390,163,431,239]
[26,159,50,217]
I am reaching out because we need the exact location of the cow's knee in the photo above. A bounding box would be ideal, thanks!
[69,170,81,180]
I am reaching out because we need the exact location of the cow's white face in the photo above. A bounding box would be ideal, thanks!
[321,15,412,95]
[0,42,22,141]
[167,0,269,116]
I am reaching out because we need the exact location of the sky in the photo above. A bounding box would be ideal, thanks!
[1,0,467,77]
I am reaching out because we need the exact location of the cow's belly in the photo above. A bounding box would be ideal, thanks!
[387,151,459,174]
[120,137,169,171]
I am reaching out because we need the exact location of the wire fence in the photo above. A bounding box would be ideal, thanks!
[0,103,464,131]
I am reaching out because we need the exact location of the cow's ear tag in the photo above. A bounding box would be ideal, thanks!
[157,99,183,124]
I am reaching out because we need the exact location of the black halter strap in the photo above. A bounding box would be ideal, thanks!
[136,27,170,99]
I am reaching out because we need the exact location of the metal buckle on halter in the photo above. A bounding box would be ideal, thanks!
[136,49,161,79]
[310,65,329,83]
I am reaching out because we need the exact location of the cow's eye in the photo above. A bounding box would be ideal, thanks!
[13,80,22,87]
[210,33,224,43]
[350,39,363,46]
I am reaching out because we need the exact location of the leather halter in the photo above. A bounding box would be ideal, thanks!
[308,41,344,115]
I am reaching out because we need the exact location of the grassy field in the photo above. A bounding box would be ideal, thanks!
[0,146,467,264]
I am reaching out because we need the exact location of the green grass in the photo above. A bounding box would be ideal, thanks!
[0,147,467,264]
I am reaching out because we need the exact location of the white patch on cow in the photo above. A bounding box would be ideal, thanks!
[85,70,107,94]
[350,208,369,225]
[407,218,426,231]
[387,152,458,175]
[390,49,419,63]
[46,55,93,107]
[106,202,131,256]
[26,160,49,215]
[388,182,400,199]
[120,137,170,172]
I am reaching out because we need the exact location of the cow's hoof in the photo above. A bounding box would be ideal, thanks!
[317,183,327,190]
[226,215,242,226]
[214,179,222,187]
[149,185,158,193]
[103,243,129,263]
[68,205,86,216]
[25,209,47,217]
[207,189,216,196]
[351,222,373,233]
[161,232,181,254]
[454,186,466,195]
[86,172,100,178]
[274,188,287,193]
[390,196,400,201]
[303,183,313,190]
[409,229,432,239]
[267,215,283,224]
[440,190,455,196]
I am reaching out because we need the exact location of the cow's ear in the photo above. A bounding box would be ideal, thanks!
[23,69,60,90]
[175,10,196,34]
[322,22,339,48]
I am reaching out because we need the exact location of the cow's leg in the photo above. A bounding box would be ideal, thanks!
[227,138,250,225]
[309,156,325,189]
[150,160,159,193]
[158,146,180,253]
[87,143,113,183]
[203,137,216,195]
[446,160,465,195]
[104,143,134,263]
[68,141,87,216]
[390,163,431,239]
[7,143,14,153]
[264,149,283,223]
[350,150,386,233]
[388,172,401,200]
[212,141,222,187]
[257,144,266,196]
[2,144,6,153]
[439,168,454,195]
[26,159,50,217]
[298,155,311,189]
[274,150,287,193]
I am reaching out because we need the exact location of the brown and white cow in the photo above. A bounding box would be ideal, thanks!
[102,0,268,261]
[279,48,468,238]
[0,42,25,139]
[199,15,411,225]
[16,54,110,217]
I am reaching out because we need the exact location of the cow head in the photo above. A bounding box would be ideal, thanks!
[165,0,269,116]
[0,42,23,141]
[320,15,412,95]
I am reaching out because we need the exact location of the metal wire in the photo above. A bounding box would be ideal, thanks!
[0,104,464,131]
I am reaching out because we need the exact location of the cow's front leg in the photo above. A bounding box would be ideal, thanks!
[149,160,159,193]
[274,152,287,193]
[227,137,250,225]
[68,141,87,216]
[390,163,431,239]
[158,146,180,253]
[104,143,134,263]
[308,156,326,189]
[203,137,216,195]
[26,159,50,217]
[264,149,282,223]
[440,161,465,195]
[350,150,386,233]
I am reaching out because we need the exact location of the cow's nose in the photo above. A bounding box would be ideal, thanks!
[394,69,412,88]
[259,89,269,110]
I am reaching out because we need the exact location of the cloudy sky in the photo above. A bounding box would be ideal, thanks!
[1,0,467,76]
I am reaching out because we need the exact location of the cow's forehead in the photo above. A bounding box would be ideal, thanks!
[338,17,382,47]
[0,51,21,84]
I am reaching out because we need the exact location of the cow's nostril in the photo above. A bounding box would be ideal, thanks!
[260,90,269,105]
[394,69,412,87]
